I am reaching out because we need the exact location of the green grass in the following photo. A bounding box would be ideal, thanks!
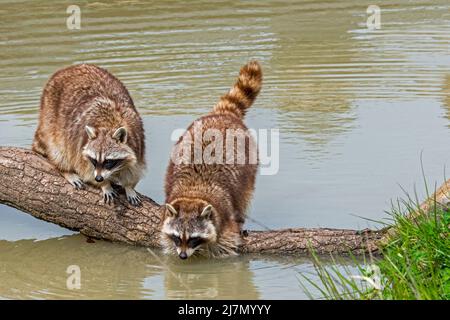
[300,189,450,300]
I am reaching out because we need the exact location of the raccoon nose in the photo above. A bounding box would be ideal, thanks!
[179,252,188,260]
[95,175,104,182]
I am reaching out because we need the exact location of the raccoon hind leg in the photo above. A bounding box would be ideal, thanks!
[32,132,48,157]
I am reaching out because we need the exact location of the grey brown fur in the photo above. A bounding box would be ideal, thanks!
[162,61,262,259]
[33,64,145,205]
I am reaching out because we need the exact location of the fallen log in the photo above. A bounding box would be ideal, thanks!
[0,146,403,255]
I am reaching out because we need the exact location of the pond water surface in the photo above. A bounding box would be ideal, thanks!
[0,0,449,299]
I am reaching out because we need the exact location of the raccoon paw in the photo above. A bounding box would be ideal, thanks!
[63,173,85,190]
[127,194,141,206]
[103,189,118,205]
[125,188,141,206]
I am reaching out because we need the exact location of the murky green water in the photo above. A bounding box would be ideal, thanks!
[0,0,449,299]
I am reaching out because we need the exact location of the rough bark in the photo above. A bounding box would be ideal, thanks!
[0,147,387,255]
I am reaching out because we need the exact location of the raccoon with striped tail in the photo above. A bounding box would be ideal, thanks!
[162,61,262,259]
[32,64,146,206]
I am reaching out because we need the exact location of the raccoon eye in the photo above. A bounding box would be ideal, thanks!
[88,157,97,166]
[170,235,181,246]
[187,237,204,248]
[103,159,121,170]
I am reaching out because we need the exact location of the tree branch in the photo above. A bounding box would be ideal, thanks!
[0,147,389,255]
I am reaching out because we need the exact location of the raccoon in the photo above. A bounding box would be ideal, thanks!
[32,64,146,205]
[162,61,262,259]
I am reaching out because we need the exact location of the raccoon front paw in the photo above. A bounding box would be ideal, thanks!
[127,194,141,206]
[103,190,117,204]
[125,187,141,206]
[63,173,85,190]
[102,187,118,205]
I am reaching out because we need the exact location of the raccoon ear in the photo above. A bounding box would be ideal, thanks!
[165,203,178,217]
[200,204,213,219]
[112,127,127,143]
[85,126,97,140]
